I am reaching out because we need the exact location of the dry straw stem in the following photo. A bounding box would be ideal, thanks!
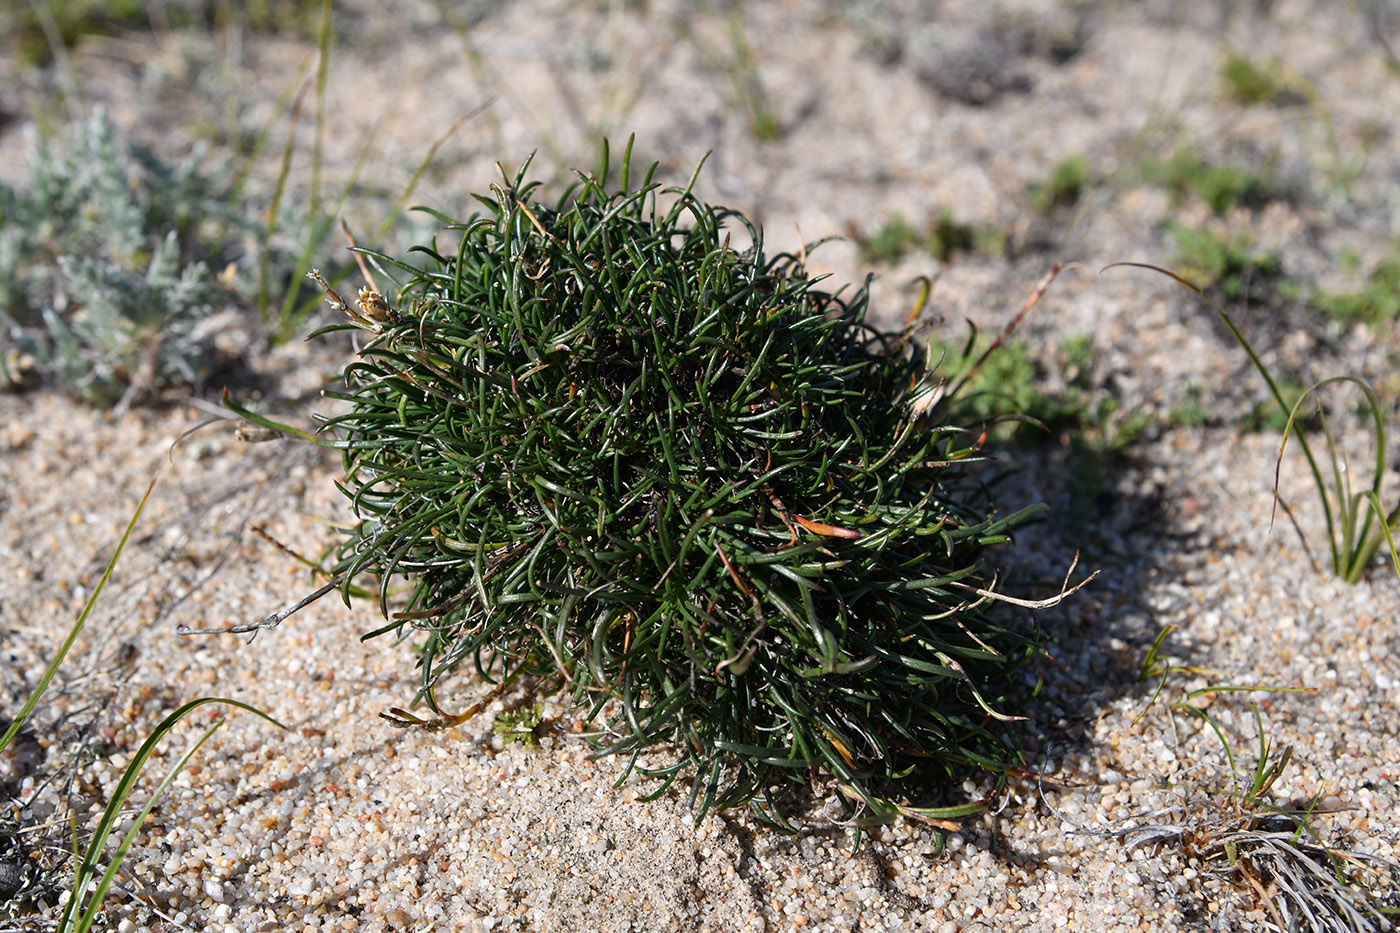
[215,140,1083,830]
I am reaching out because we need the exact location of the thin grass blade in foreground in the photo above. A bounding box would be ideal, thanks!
[57,698,285,933]
[0,474,284,928]
[0,476,156,754]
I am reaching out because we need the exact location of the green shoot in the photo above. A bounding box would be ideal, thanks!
[493,704,548,748]
[1028,153,1089,214]
[1109,263,1400,582]
[57,699,284,933]
[1129,626,1394,930]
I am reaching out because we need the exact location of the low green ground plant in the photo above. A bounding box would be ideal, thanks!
[1220,51,1301,108]
[1169,382,1211,429]
[857,208,1005,265]
[0,110,243,405]
[857,213,922,265]
[1028,153,1089,214]
[928,334,1073,444]
[1126,626,1397,931]
[220,143,1083,830]
[1166,223,1283,302]
[930,328,1151,548]
[929,207,1002,262]
[1311,242,1400,328]
[493,704,549,748]
[929,331,1148,453]
[1216,48,1353,197]
[1142,146,1271,215]
[0,1,476,401]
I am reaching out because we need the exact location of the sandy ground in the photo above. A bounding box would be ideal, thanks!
[2,0,1400,930]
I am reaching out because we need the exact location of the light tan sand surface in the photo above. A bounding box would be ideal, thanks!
[3,1,1399,930]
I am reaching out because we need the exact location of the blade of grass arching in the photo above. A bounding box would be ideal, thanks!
[1178,703,1239,778]
[1279,376,1391,581]
[59,698,285,933]
[1108,262,1338,555]
[1338,377,1390,581]
[1139,625,1175,682]
[1134,672,1172,726]
[1210,311,1334,539]
[1280,386,1347,576]
[1133,627,1178,725]
[1183,684,1316,701]
[220,387,327,444]
[0,476,157,756]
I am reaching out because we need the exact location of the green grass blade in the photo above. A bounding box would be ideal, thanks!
[371,103,490,246]
[1138,624,1175,682]
[60,698,285,932]
[310,0,331,220]
[1243,703,1290,804]
[1133,669,1173,726]
[257,80,309,323]
[272,213,337,341]
[894,799,988,822]
[228,56,314,204]
[1182,683,1316,702]
[0,476,157,755]
[1360,491,1400,580]
[1276,375,1392,581]
[1108,262,1340,563]
[1178,703,1239,780]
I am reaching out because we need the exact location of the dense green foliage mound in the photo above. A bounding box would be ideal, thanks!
[312,148,1045,825]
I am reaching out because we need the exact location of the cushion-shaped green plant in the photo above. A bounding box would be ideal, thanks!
[303,145,1049,827]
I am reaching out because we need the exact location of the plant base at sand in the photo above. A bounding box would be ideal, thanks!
[1112,627,1400,931]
